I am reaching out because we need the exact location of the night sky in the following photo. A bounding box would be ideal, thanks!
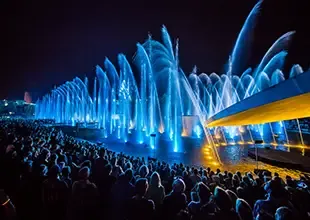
[1,0,309,100]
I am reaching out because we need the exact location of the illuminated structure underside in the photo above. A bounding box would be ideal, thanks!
[207,71,310,127]
[207,92,310,127]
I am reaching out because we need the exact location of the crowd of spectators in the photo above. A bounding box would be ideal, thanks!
[1,119,310,220]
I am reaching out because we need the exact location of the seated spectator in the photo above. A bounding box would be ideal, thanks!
[213,186,240,220]
[42,165,69,220]
[139,165,150,179]
[70,166,99,220]
[275,206,293,220]
[188,182,212,215]
[163,178,187,219]
[236,198,253,220]
[190,168,202,186]
[61,166,72,187]
[0,189,16,220]
[111,169,135,219]
[226,189,238,208]
[253,179,294,218]
[146,171,165,206]
[126,178,155,220]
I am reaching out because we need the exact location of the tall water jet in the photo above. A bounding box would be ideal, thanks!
[231,0,263,75]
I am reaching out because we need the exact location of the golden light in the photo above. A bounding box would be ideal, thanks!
[237,141,244,145]
[207,92,310,127]
[271,142,277,146]
[158,124,164,134]
[215,144,219,147]
[239,126,245,133]
[212,162,218,166]
[221,143,227,146]
[247,141,254,144]
[181,130,189,137]
[215,134,221,139]
[207,156,213,160]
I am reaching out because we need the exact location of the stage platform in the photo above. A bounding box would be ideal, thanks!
[248,147,310,172]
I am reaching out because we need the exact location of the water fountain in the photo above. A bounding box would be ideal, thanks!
[35,0,308,165]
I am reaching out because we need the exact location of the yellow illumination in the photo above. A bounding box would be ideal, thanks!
[215,134,221,139]
[221,143,227,146]
[215,144,219,147]
[181,130,189,137]
[237,141,244,145]
[158,124,165,134]
[207,92,310,127]
[206,151,210,155]
[271,142,277,146]
[239,126,245,133]
[247,141,254,144]
[207,156,213,160]
[212,162,218,166]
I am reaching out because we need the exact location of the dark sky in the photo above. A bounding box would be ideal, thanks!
[1,0,309,100]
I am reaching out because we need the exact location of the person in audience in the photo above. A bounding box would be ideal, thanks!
[146,171,165,207]
[42,164,69,220]
[253,179,294,218]
[236,198,253,220]
[70,166,99,220]
[188,182,211,215]
[126,178,155,220]
[275,206,293,220]
[163,178,187,219]
[213,186,240,220]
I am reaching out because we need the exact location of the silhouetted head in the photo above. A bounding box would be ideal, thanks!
[193,168,199,175]
[214,186,232,211]
[139,165,149,178]
[78,166,90,180]
[236,198,253,220]
[62,166,71,177]
[173,178,186,193]
[135,178,148,197]
[275,207,293,220]
[124,169,133,182]
[197,182,211,203]
[226,189,238,207]
[49,165,60,179]
[150,171,162,187]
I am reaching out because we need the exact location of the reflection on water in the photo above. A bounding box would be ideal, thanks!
[211,144,309,179]
[98,141,309,179]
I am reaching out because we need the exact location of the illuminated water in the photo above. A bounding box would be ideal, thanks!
[35,1,307,166]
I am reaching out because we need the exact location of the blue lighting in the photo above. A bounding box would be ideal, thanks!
[279,121,283,127]
[35,4,303,157]
[194,125,202,138]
